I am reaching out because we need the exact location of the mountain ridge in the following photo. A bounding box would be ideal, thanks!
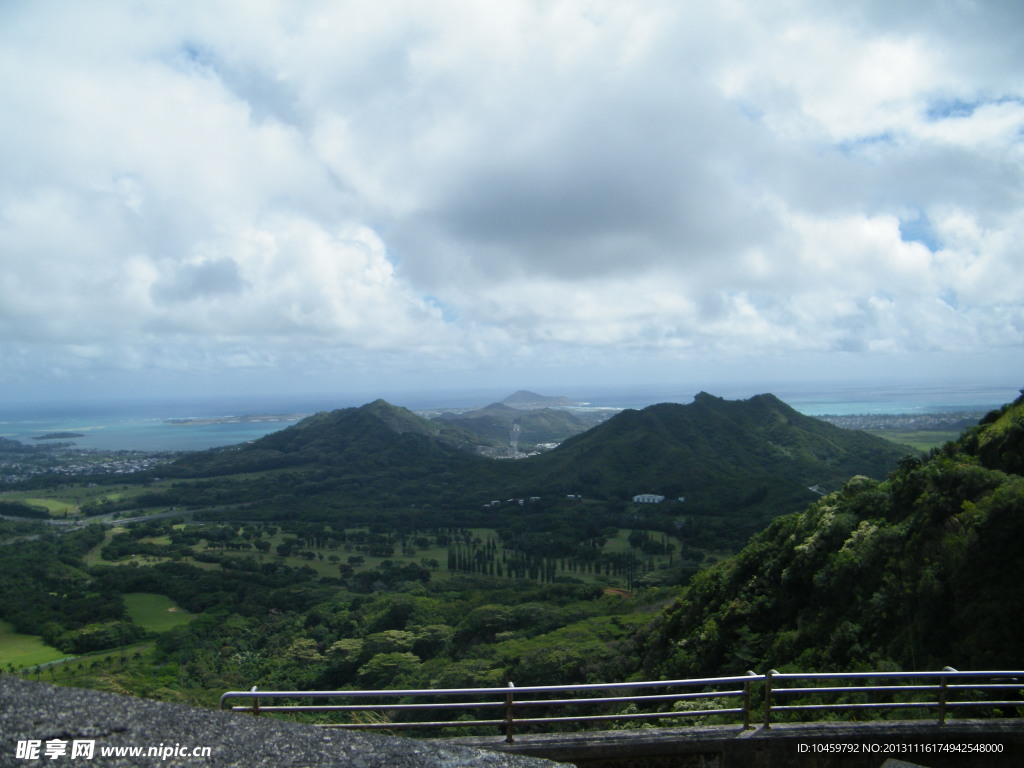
[155,391,911,535]
[432,401,596,455]
[510,392,908,509]
[160,399,488,479]
[637,389,1024,677]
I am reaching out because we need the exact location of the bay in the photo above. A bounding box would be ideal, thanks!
[0,381,1017,452]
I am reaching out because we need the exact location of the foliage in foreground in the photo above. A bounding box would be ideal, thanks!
[638,390,1024,679]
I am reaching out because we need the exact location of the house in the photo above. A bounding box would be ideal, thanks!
[632,494,665,504]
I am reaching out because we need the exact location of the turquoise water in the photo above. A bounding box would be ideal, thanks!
[0,411,304,452]
[0,396,334,452]
[745,382,1017,417]
[561,382,1019,417]
[0,383,1018,452]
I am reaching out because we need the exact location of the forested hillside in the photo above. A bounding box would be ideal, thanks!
[637,390,1024,678]
[433,402,595,455]
[517,392,907,504]
[1,390,1018,722]
[161,400,486,478]
[148,393,909,532]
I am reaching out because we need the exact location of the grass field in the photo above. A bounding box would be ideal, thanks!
[87,523,686,588]
[867,429,961,452]
[138,535,173,545]
[0,620,66,670]
[0,595,191,671]
[22,498,76,516]
[123,593,194,632]
[3,481,181,520]
[83,527,127,567]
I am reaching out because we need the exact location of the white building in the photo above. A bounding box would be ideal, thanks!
[632,494,665,504]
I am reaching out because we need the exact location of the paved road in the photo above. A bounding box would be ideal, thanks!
[1,506,205,537]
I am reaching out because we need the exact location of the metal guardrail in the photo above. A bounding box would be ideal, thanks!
[220,668,1022,743]
[763,668,1024,729]
[221,674,760,742]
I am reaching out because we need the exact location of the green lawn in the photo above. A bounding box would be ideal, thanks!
[1,594,190,671]
[83,527,126,567]
[138,535,172,545]
[86,523,685,589]
[123,593,194,632]
[3,483,159,519]
[604,528,646,553]
[23,498,76,516]
[0,620,66,670]
[866,429,961,452]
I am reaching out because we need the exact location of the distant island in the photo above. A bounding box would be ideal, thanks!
[31,432,85,441]
[502,390,578,407]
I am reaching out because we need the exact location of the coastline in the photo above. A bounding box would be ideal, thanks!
[0,383,1017,453]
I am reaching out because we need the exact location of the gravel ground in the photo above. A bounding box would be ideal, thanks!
[0,676,560,768]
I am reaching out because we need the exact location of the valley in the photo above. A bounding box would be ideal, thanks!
[1,388,1020,731]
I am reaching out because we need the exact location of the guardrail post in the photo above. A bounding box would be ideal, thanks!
[938,666,956,725]
[505,682,515,743]
[743,671,757,729]
[250,686,259,717]
[764,670,776,730]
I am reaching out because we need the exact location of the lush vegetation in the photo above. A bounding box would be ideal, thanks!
[637,390,1024,679]
[5,388,1019,731]
[83,393,910,555]
[0,499,50,518]
[0,502,685,704]
[2,523,670,708]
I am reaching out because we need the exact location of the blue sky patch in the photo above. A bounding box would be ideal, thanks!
[899,212,939,251]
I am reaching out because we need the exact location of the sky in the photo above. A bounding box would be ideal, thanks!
[1,0,1022,405]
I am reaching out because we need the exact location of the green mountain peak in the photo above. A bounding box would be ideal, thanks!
[640,387,1024,678]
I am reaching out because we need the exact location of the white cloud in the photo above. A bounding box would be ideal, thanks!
[0,0,1021,399]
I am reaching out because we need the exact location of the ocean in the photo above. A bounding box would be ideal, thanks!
[558,381,1019,417]
[0,382,1018,453]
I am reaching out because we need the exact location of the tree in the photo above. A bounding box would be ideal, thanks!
[285,638,324,664]
[364,630,416,657]
[356,652,422,688]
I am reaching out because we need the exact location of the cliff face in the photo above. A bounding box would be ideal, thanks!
[0,676,557,768]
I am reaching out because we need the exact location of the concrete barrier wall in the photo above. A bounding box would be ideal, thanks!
[451,720,1024,768]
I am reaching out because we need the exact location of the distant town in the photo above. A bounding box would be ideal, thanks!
[0,407,987,486]
[814,410,986,431]
[0,440,174,484]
